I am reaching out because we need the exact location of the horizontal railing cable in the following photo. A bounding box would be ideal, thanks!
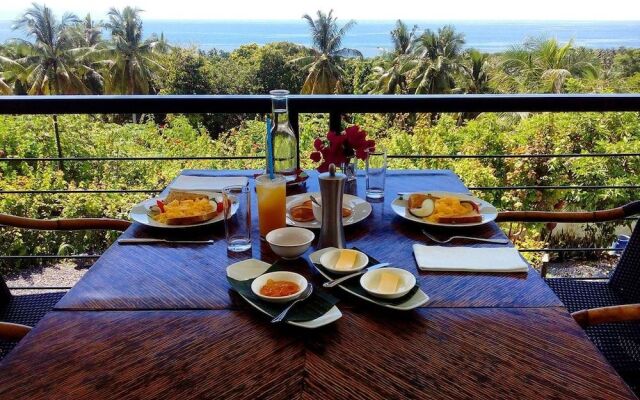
[0,156,261,162]
[2,153,639,163]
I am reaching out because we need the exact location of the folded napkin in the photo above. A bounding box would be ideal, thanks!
[169,175,248,192]
[413,244,528,273]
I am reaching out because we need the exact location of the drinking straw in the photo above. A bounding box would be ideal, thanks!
[266,117,274,179]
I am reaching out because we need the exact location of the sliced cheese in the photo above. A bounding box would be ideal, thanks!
[377,271,399,294]
[334,249,358,270]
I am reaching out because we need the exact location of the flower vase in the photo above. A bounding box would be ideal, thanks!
[341,158,357,195]
[341,158,357,182]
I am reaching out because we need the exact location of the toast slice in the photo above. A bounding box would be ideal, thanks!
[164,190,210,203]
[437,214,482,224]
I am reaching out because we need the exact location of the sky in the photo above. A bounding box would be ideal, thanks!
[0,0,639,20]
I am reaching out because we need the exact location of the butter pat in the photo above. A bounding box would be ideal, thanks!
[334,249,358,270]
[377,271,399,294]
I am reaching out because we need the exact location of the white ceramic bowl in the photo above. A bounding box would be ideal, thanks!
[251,271,308,303]
[265,227,314,259]
[311,198,352,222]
[360,267,416,299]
[319,248,369,275]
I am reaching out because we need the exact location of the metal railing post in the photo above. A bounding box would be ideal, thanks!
[329,112,341,133]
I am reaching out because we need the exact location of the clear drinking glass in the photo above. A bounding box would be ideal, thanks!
[255,174,286,238]
[365,147,387,199]
[223,185,252,252]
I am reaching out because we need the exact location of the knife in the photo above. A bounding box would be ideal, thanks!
[118,238,214,245]
[322,262,390,288]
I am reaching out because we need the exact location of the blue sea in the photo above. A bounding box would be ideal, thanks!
[1,19,639,57]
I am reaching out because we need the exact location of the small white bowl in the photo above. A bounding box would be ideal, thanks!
[265,227,314,259]
[251,271,308,303]
[360,268,416,299]
[319,249,369,275]
[311,198,352,222]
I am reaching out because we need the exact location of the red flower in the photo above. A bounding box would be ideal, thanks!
[310,151,322,162]
[345,125,366,149]
[309,125,376,171]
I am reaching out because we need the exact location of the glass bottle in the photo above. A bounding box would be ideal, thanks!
[269,90,298,175]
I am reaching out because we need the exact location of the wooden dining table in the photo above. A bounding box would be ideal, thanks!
[0,169,636,399]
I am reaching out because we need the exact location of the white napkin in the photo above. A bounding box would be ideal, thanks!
[169,175,248,192]
[413,244,528,273]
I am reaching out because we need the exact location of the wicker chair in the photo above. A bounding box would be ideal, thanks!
[497,201,640,394]
[0,214,130,359]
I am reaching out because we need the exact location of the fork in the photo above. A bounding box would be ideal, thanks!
[421,229,509,245]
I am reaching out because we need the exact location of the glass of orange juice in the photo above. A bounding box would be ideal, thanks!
[256,174,286,238]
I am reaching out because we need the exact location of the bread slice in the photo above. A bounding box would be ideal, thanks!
[164,190,210,203]
[290,205,315,222]
[437,214,482,224]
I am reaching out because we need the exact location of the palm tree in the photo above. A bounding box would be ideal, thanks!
[409,25,465,94]
[101,7,164,95]
[12,3,94,168]
[293,10,362,94]
[462,49,491,94]
[12,3,90,95]
[70,14,103,47]
[367,20,417,94]
[500,38,598,93]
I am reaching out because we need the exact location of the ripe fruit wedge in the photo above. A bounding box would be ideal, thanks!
[409,198,435,218]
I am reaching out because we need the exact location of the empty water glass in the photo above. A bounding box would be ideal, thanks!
[365,147,387,199]
[223,185,252,252]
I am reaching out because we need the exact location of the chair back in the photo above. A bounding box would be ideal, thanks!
[0,277,11,307]
[610,223,640,302]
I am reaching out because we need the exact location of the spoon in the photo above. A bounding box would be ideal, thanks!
[271,284,314,323]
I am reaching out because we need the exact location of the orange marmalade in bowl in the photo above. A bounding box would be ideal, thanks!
[260,279,300,297]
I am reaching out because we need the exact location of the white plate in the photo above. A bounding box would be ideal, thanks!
[286,192,372,229]
[391,191,498,228]
[309,248,430,311]
[129,191,238,229]
[226,258,342,328]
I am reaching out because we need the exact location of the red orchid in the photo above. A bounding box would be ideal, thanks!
[309,125,375,172]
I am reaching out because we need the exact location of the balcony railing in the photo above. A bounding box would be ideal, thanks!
[1,94,640,282]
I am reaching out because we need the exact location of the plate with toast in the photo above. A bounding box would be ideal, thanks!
[391,191,497,227]
[129,190,238,228]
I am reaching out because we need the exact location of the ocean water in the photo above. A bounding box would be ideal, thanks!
[1,19,639,57]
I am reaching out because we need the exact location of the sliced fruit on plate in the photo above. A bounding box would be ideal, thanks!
[407,193,482,224]
[408,198,435,218]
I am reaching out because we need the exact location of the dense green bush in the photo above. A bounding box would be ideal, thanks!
[1,110,640,272]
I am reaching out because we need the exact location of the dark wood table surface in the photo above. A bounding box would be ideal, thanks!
[0,169,635,399]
